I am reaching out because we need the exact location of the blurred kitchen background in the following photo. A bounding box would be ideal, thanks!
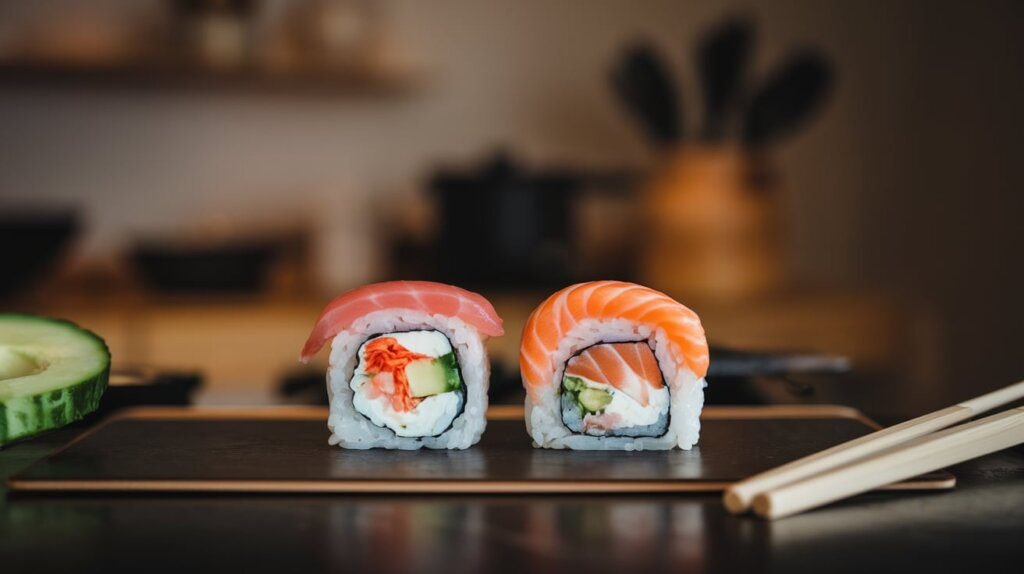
[1,0,1021,421]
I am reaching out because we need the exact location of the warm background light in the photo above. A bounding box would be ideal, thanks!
[1,0,1021,421]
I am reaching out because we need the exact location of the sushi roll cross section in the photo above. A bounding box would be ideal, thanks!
[561,342,671,437]
[521,281,709,450]
[350,331,465,437]
[301,281,503,450]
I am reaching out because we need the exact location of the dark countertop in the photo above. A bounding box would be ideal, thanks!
[2,423,1024,573]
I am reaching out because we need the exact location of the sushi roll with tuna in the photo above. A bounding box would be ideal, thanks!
[300,281,504,449]
[520,281,709,450]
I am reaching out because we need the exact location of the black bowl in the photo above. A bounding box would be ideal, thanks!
[96,366,203,417]
[130,239,277,294]
[0,209,79,297]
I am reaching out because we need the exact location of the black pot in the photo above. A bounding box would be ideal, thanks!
[429,153,580,289]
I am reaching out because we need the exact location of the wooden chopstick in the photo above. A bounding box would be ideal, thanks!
[723,379,1024,514]
[752,406,1024,519]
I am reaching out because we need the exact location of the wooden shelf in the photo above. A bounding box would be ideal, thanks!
[0,60,420,99]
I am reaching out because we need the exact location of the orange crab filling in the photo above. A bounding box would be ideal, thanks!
[362,337,429,412]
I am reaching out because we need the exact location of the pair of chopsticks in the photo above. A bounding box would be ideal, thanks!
[724,379,1024,519]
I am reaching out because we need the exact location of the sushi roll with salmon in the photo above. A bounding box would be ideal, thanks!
[300,281,504,449]
[520,281,709,450]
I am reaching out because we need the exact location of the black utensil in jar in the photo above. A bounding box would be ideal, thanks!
[696,15,755,141]
[610,43,682,147]
[742,50,834,147]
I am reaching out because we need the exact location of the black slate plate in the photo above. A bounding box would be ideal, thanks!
[7,406,954,493]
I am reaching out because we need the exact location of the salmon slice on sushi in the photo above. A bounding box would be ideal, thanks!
[301,281,503,449]
[520,281,709,450]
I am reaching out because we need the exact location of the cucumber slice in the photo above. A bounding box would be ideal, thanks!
[562,375,586,394]
[577,388,613,413]
[436,352,462,392]
[406,352,462,398]
[562,375,613,414]
[0,314,110,446]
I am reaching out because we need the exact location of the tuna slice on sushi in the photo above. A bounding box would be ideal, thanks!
[520,280,709,450]
[301,281,504,450]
